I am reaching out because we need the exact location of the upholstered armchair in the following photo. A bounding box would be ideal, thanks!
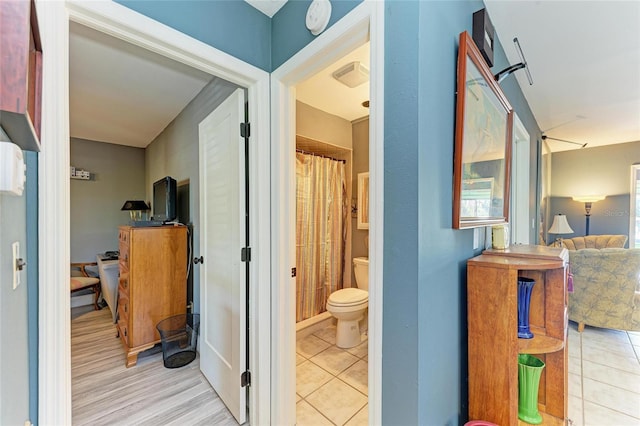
[562,235,627,250]
[568,248,640,332]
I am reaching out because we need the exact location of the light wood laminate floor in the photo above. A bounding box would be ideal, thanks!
[71,309,238,426]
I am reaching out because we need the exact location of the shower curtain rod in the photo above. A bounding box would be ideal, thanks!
[296,148,346,163]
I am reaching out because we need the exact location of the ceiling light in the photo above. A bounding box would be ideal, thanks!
[332,61,369,88]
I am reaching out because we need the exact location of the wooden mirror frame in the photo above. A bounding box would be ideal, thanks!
[453,31,513,229]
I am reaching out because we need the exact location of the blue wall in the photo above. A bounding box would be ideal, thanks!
[25,151,38,425]
[389,1,542,423]
[271,0,361,70]
[115,0,272,71]
[384,1,420,423]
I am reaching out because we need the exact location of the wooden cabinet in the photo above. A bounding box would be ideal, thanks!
[0,0,43,151]
[117,225,187,367]
[467,245,568,425]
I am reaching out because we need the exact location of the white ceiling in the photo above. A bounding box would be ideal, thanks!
[245,0,287,17]
[484,1,640,152]
[69,2,640,153]
[296,42,371,122]
[69,22,212,148]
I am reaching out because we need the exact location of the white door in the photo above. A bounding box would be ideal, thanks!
[511,114,530,245]
[199,88,247,424]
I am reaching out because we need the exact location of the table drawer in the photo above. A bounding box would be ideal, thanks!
[118,274,130,297]
[117,320,129,346]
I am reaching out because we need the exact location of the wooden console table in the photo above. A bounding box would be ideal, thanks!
[467,245,568,425]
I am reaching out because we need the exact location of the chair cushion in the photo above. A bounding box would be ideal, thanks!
[563,235,628,250]
[70,276,99,291]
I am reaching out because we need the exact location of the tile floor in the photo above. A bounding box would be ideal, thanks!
[296,321,640,426]
[568,321,640,425]
[296,324,368,426]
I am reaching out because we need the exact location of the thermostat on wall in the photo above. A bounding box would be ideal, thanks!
[0,141,26,196]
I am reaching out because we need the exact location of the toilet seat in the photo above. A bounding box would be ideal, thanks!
[328,288,368,307]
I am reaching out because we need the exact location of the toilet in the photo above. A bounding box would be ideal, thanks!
[326,257,369,348]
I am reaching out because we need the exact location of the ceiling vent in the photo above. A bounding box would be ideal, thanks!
[332,61,369,88]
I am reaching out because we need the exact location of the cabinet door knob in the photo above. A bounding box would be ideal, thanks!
[194,256,204,264]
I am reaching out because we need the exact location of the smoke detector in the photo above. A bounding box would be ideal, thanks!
[332,61,369,88]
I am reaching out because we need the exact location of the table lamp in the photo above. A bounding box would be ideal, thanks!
[121,200,150,222]
[548,214,574,247]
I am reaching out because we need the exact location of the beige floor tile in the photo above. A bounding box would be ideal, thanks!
[581,346,640,375]
[306,378,367,426]
[582,359,640,394]
[582,326,631,345]
[582,378,640,418]
[568,372,582,397]
[569,355,581,375]
[313,325,337,345]
[296,400,333,426]
[296,353,307,365]
[583,400,640,426]
[297,360,334,397]
[310,345,359,376]
[339,360,368,395]
[568,394,583,426]
[569,340,582,358]
[582,337,637,358]
[297,334,332,358]
[345,339,368,359]
[345,405,368,426]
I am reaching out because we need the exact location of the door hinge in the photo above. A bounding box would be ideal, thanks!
[240,122,250,138]
[241,370,251,387]
[241,247,251,262]
[291,267,296,277]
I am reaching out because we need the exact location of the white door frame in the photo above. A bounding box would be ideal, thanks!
[511,114,530,245]
[270,2,385,424]
[36,1,271,424]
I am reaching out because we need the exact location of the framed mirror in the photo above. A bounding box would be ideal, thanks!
[357,172,369,229]
[453,31,513,229]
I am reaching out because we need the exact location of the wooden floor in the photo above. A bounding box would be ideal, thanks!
[71,309,239,426]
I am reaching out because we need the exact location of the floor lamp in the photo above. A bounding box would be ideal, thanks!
[548,214,574,247]
[572,196,605,236]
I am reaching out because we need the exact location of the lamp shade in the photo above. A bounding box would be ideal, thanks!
[548,214,574,234]
[121,200,149,211]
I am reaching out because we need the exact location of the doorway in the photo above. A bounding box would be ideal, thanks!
[270,3,385,424]
[38,2,271,424]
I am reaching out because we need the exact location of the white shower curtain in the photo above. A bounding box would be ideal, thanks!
[296,152,347,322]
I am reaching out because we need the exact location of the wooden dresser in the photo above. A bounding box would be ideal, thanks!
[467,245,568,425]
[117,225,187,367]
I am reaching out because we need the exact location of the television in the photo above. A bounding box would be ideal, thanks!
[153,176,177,222]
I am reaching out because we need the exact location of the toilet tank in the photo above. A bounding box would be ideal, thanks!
[352,257,369,291]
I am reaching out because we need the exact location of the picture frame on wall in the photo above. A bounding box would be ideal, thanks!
[453,31,513,229]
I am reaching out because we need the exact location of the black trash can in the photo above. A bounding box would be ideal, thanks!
[156,313,200,368]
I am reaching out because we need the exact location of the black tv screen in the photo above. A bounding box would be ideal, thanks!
[153,176,177,222]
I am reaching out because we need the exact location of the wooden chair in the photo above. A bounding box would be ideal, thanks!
[71,262,101,310]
